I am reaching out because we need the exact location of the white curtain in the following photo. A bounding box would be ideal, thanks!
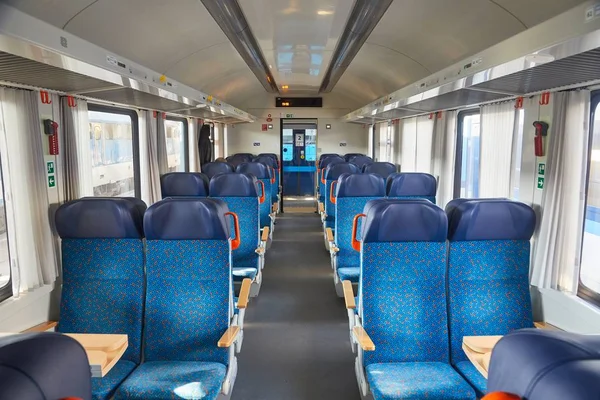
[139,110,161,205]
[60,97,92,200]
[479,102,516,197]
[400,118,417,171]
[156,113,168,175]
[432,111,458,207]
[531,90,590,293]
[0,88,58,293]
[189,119,200,172]
[400,116,435,173]
[415,115,435,173]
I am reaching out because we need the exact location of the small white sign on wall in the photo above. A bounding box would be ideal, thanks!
[253,142,260,147]
[339,141,347,147]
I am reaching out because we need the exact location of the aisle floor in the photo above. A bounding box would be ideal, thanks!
[232,212,360,400]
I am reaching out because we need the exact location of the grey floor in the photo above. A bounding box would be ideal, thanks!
[232,212,360,400]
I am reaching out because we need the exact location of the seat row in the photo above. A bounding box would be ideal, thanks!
[337,198,535,399]
[54,197,252,400]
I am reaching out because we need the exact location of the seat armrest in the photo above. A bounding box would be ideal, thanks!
[318,202,325,213]
[326,227,334,243]
[352,326,375,351]
[23,321,58,332]
[272,203,279,213]
[261,227,270,242]
[342,280,356,310]
[237,278,252,309]
[218,326,240,348]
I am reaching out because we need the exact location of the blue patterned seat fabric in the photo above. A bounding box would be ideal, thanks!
[318,155,344,202]
[324,163,360,229]
[254,155,279,204]
[55,198,146,400]
[446,199,536,397]
[349,155,374,170]
[258,153,281,196]
[116,198,233,400]
[210,173,261,282]
[237,162,273,228]
[202,161,234,180]
[334,173,385,283]
[160,172,209,197]
[386,172,437,203]
[359,199,475,400]
[363,162,397,180]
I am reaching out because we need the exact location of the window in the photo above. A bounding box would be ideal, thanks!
[455,110,481,198]
[511,109,525,199]
[164,117,188,172]
[88,105,140,197]
[0,159,11,301]
[580,94,600,300]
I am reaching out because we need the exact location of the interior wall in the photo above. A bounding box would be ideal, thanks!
[226,122,280,156]
[317,120,368,156]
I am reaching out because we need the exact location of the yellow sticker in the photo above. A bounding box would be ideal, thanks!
[300,155,305,159]
[159,75,167,83]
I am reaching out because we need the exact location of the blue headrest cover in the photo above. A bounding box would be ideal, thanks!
[234,153,254,159]
[161,173,209,197]
[319,155,344,169]
[144,198,230,240]
[259,153,278,159]
[448,200,536,241]
[203,162,234,178]
[344,153,364,162]
[361,199,447,243]
[56,198,144,239]
[318,153,339,162]
[386,172,437,196]
[83,196,147,218]
[210,173,259,197]
[253,156,277,169]
[445,198,508,220]
[325,162,360,180]
[363,162,396,178]
[350,155,374,168]
[337,173,385,198]
[236,162,271,179]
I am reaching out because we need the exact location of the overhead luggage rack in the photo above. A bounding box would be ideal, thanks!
[0,3,255,124]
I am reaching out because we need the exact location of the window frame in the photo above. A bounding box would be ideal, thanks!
[0,153,12,303]
[453,108,480,199]
[87,104,141,198]
[578,91,600,306]
[165,115,189,172]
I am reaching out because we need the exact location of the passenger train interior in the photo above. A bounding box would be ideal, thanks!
[0,0,599,399]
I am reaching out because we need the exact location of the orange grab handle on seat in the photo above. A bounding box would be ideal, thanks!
[257,181,266,204]
[482,393,521,400]
[352,213,366,252]
[270,167,276,183]
[225,212,241,250]
[321,169,326,184]
[330,181,337,204]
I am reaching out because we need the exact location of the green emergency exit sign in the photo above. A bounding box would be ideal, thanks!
[47,161,54,174]
[537,177,544,190]
[48,175,55,188]
[538,163,545,176]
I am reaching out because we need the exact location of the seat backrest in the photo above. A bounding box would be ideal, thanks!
[344,153,364,162]
[386,172,437,202]
[202,161,234,180]
[363,162,396,180]
[359,199,449,366]
[334,173,385,266]
[160,172,209,197]
[233,153,254,161]
[254,156,279,202]
[349,155,374,169]
[55,198,145,364]
[318,155,344,201]
[226,155,249,168]
[237,162,273,227]
[0,332,92,400]
[143,198,232,364]
[324,163,360,226]
[210,173,261,269]
[446,199,536,364]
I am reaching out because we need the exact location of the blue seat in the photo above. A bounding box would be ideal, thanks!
[446,199,536,397]
[210,173,266,296]
[55,198,146,400]
[226,155,250,168]
[487,329,600,400]
[116,198,245,399]
[363,162,396,180]
[160,172,209,197]
[386,172,437,203]
[202,161,234,180]
[344,153,364,162]
[258,153,281,198]
[237,162,274,230]
[254,155,279,206]
[330,173,385,289]
[323,163,360,230]
[0,332,92,400]
[347,199,475,400]
[350,155,374,170]
[233,153,254,161]
[318,155,344,204]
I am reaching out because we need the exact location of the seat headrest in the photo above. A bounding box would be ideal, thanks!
[344,153,364,162]
[202,162,234,179]
[444,198,508,220]
[363,162,396,179]
[234,153,254,159]
[144,198,230,240]
[56,198,144,239]
[325,162,360,180]
[318,153,339,162]
[362,199,447,243]
[253,155,277,169]
[258,153,278,160]
[447,199,536,241]
[319,155,344,169]
[83,196,147,218]
[226,155,249,168]
[337,173,385,198]
[350,155,374,168]
[236,162,271,179]
[210,173,259,197]
[160,173,209,197]
[386,173,437,197]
